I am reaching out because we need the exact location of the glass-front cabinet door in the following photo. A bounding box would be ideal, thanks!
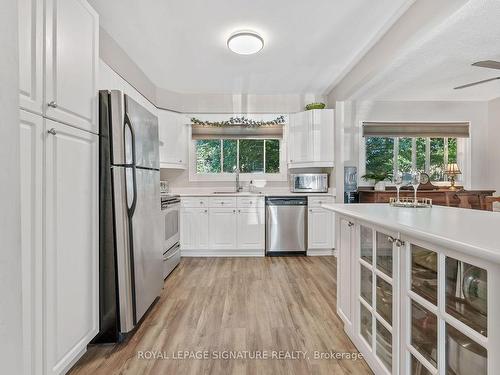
[358,224,398,374]
[403,241,488,375]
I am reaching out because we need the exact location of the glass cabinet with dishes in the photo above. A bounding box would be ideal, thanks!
[403,240,488,375]
[357,224,399,374]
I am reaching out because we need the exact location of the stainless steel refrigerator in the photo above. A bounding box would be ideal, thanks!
[96,90,162,342]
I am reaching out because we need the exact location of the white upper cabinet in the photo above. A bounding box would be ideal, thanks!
[18,0,44,115]
[288,109,334,168]
[44,119,98,375]
[44,0,98,133]
[158,110,189,169]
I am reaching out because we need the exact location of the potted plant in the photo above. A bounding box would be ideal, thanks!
[362,171,390,191]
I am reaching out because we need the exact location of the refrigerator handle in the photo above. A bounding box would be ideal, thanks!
[124,112,138,217]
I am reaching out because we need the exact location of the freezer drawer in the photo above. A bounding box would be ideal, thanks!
[163,244,180,279]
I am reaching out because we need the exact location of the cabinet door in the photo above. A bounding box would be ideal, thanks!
[209,208,237,249]
[159,111,188,168]
[198,208,210,249]
[237,208,264,250]
[312,109,334,163]
[308,208,333,249]
[18,0,44,114]
[337,217,353,327]
[44,119,98,375]
[294,111,312,162]
[180,208,199,249]
[45,0,98,133]
[19,110,44,375]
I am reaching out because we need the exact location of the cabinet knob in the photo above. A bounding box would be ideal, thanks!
[238,209,241,213]
[395,239,405,247]
[249,201,253,204]
[47,101,58,108]
[309,209,313,213]
[204,209,208,213]
[179,160,182,163]
[221,202,224,205]
[233,209,236,213]
[47,128,57,135]
[200,201,204,204]
[347,222,354,227]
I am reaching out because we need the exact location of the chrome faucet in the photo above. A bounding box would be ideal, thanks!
[234,167,242,192]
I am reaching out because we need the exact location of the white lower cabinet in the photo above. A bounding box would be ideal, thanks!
[180,197,265,256]
[308,208,334,249]
[20,110,44,375]
[336,217,354,333]
[209,208,238,249]
[180,208,209,250]
[20,114,98,375]
[44,119,98,375]
[237,208,265,249]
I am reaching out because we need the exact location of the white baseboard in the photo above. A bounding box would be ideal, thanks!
[307,248,335,256]
[181,248,264,257]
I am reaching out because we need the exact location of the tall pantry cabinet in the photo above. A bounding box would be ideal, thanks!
[18,0,99,374]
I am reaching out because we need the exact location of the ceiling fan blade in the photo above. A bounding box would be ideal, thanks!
[454,76,500,89]
[472,60,500,70]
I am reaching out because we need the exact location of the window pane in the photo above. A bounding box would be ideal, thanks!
[365,137,394,178]
[196,140,221,173]
[416,138,426,172]
[265,140,280,173]
[398,137,413,173]
[222,140,237,172]
[430,138,445,181]
[239,140,264,173]
[448,138,457,164]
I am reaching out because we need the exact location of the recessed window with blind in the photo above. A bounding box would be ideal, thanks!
[189,117,286,180]
[362,122,470,182]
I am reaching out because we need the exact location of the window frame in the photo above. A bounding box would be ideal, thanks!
[188,130,287,182]
[359,130,471,188]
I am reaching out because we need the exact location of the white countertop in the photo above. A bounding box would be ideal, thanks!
[173,188,336,197]
[322,203,500,264]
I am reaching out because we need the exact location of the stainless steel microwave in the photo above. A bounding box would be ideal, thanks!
[290,173,328,193]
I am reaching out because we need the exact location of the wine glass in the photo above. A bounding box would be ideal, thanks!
[392,171,403,203]
[410,170,421,204]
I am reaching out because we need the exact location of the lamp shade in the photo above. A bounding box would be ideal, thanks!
[445,163,461,175]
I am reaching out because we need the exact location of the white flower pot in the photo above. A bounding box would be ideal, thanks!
[374,181,386,191]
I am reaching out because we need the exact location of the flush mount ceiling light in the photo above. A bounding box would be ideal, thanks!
[227,31,264,55]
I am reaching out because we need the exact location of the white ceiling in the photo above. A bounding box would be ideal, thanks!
[354,0,500,101]
[89,0,410,95]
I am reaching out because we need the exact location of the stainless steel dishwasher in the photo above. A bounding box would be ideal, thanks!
[265,197,307,255]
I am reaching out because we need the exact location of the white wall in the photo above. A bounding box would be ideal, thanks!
[488,97,500,194]
[0,0,23,373]
[334,100,492,198]
[98,59,158,116]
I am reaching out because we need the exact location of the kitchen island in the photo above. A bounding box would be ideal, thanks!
[322,203,500,375]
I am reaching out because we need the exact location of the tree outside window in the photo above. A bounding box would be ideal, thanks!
[365,136,458,182]
[196,139,280,174]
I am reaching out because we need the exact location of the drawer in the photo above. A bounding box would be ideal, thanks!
[163,244,180,279]
[209,197,237,207]
[181,197,209,208]
[308,196,334,208]
[237,196,265,208]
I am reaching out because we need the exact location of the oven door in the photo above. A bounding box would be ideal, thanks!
[163,202,180,251]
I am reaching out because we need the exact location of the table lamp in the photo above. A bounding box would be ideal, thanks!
[445,163,461,190]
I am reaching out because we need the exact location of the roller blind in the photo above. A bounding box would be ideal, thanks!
[191,124,283,140]
[362,122,470,138]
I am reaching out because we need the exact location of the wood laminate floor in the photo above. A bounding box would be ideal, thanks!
[69,257,372,375]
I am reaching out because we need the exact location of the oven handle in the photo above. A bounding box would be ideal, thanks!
[164,245,180,260]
